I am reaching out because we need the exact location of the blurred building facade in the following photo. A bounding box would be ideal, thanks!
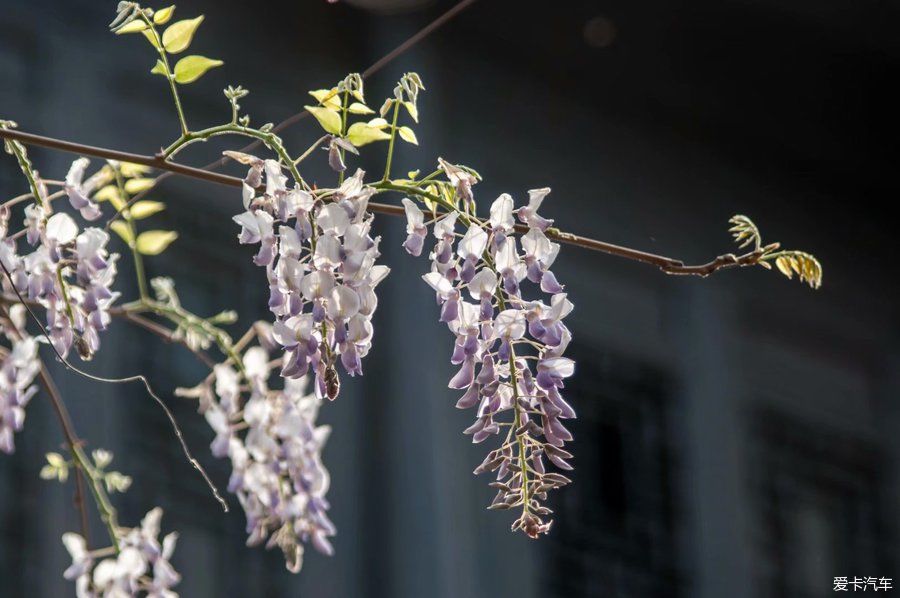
[2,1,898,597]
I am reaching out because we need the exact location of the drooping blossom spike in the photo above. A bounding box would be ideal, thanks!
[180,339,335,574]
[3,203,119,360]
[230,155,388,401]
[407,185,576,538]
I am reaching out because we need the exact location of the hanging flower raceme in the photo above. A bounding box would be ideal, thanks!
[62,507,181,597]
[404,179,576,539]
[178,334,335,573]
[0,305,40,455]
[0,157,120,360]
[13,209,120,360]
[230,155,388,401]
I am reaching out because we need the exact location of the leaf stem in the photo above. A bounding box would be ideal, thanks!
[381,101,401,182]
[113,167,149,300]
[139,14,189,136]
[161,123,307,190]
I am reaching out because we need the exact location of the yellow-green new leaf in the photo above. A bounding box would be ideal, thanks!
[398,126,418,145]
[346,122,392,146]
[173,55,223,84]
[46,452,66,467]
[153,5,175,25]
[110,221,134,245]
[308,88,341,110]
[162,16,204,54]
[120,162,150,178]
[124,178,156,194]
[403,101,419,123]
[142,29,161,50]
[348,102,374,115]
[150,59,167,76]
[129,201,166,219]
[94,185,122,203]
[136,230,178,255]
[305,106,343,135]
[115,20,148,34]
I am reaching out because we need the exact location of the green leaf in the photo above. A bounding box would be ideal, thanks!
[115,20,148,34]
[304,106,343,135]
[154,5,176,25]
[129,201,166,219]
[367,117,389,129]
[39,465,57,480]
[348,102,374,115]
[173,55,223,84]
[398,126,418,145]
[150,59,167,76]
[110,221,135,245]
[136,230,178,255]
[346,122,392,147]
[403,101,419,123]
[161,16,204,54]
[94,185,121,203]
[124,178,156,194]
[46,452,65,467]
[142,29,161,50]
[308,88,341,110]
[120,162,150,178]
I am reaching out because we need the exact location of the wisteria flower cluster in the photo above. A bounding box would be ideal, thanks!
[63,507,180,597]
[1,157,120,361]
[404,178,576,537]
[231,158,387,401]
[180,333,334,572]
[0,305,40,454]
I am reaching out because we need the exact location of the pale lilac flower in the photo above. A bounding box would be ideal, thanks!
[0,312,39,455]
[489,194,515,233]
[516,187,553,231]
[23,203,45,245]
[521,227,563,293]
[401,198,427,256]
[438,158,478,211]
[64,158,103,221]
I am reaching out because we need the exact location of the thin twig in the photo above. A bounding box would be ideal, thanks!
[0,127,764,277]
[37,362,93,546]
[117,311,217,368]
[0,262,229,513]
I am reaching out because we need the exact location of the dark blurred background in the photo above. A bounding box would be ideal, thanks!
[2,0,899,596]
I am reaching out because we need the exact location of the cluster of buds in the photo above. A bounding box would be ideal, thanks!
[179,330,334,573]
[0,305,40,454]
[63,507,180,597]
[230,156,388,401]
[404,164,576,538]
